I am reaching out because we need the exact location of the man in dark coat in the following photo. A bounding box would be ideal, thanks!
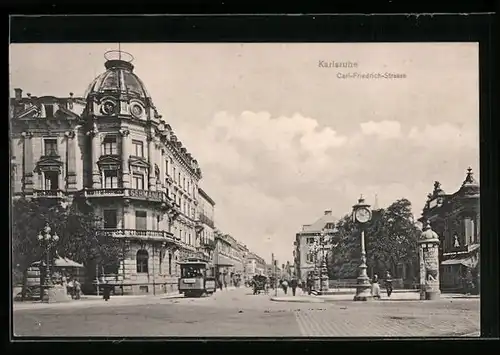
[290,277,298,296]
[384,271,393,297]
[102,281,112,301]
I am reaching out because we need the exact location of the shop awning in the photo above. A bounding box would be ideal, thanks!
[53,257,84,268]
[442,256,478,268]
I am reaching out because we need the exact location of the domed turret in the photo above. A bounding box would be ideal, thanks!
[84,50,159,121]
[459,167,479,197]
[419,220,439,242]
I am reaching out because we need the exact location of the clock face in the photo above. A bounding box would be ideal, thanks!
[355,207,371,223]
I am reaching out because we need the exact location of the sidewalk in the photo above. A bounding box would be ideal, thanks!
[13,286,240,311]
[271,289,480,303]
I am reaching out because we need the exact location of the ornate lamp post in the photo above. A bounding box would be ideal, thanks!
[319,229,330,294]
[352,196,373,301]
[311,240,321,292]
[37,223,59,302]
[418,220,441,300]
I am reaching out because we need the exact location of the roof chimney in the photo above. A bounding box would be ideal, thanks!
[324,210,332,216]
[14,88,22,100]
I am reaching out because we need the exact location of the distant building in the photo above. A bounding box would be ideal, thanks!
[294,210,337,282]
[245,252,266,281]
[419,168,480,292]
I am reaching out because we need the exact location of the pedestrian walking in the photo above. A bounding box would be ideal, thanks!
[306,276,313,295]
[102,281,111,301]
[385,271,393,297]
[371,274,381,299]
[74,279,81,300]
[281,279,288,295]
[290,277,298,296]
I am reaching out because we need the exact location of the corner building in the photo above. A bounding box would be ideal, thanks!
[11,53,207,295]
[419,168,480,293]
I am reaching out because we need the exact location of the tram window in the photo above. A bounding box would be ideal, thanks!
[181,266,205,278]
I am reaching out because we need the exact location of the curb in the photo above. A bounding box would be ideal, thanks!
[13,293,183,311]
[270,297,324,303]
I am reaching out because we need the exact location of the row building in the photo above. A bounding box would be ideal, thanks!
[10,51,269,295]
[10,51,257,295]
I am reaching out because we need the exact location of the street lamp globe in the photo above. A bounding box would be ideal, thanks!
[53,233,59,242]
[44,224,51,234]
[44,233,51,241]
[38,233,43,241]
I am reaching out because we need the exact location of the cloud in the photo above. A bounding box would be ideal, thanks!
[360,120,402,139]
[174,112,478,264]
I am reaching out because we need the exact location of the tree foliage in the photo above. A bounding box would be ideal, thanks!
[328,198,420,280]
[12,198,123,279]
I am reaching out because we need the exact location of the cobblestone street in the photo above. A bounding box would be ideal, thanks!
[13,287,480,337]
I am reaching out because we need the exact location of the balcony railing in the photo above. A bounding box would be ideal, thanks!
[99,228,178,243]
[33,189,64,198]
[84,188,173,204]
[198,213,215,229]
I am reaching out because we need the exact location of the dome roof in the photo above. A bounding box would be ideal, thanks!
[84,52,151,100]
[419,221,439,242]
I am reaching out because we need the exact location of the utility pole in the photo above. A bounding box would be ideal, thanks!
[272,253,278,297]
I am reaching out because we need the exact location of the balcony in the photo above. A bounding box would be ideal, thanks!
[99,228,179,244]
[198,213,215,229]
[201,239,216,250]
[83,188,173,205]
[33,189,64,199]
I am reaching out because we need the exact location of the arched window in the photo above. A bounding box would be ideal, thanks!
[136,249,149,273]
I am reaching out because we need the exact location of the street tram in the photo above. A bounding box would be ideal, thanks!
[178,258,217,297]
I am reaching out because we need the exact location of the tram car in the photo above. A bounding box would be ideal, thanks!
[178,258,217,298]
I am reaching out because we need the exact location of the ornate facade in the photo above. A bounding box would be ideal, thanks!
[419,168,480,292]
[10,52,209,295]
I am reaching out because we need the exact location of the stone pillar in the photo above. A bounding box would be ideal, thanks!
[65,131,77,191]
[22,132,34,194]
[147,135,156,191]
[418,221,441,300]
[120,128,130,188]
[87,124,101,189]
[157,148,164,192]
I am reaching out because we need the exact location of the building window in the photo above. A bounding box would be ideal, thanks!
[44,139,58,156]
[103,209,118,229]
[306,252,315,263]
[168,253,172,275]
[464,218,475,245]
[44,171,59,190]
[165,159,169,177]
[178,172,181,184]
[103,170,119,188]
[102,135,118,155]
[156,215,160,230]
[136,249,149,273]
[183,177,186,189]
[135,210,147,230]
[173,167,177,182]
[132,173,144,190]
[307,237,315,244]
[188,233,192,245]
[132,140,144,157]
[44,104,54,118]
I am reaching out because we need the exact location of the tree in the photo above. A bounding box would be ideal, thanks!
[328,214,359,279]
[328,198,420,281]
[12,198,123,290]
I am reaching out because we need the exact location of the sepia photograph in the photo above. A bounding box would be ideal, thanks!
[10,42,480,338]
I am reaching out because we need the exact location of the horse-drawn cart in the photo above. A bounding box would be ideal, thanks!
[252,275,268,295]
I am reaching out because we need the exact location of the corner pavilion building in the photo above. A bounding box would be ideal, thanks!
[10,51,213,295]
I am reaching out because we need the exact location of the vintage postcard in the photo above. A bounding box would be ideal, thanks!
[10,42,480,337]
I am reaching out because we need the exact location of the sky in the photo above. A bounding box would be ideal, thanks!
[9,43,480,265]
